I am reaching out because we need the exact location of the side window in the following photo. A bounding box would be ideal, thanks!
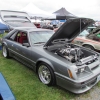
[9,31,18,40]
[87,34,94,39]
[88,33,100,42]
[92,32,100,41]
[9,31,28,44]
[15,31,28,44]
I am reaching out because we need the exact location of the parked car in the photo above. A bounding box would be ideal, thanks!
[0,10,36,30]
[34,23,41,28]
[2,18,100,94]
[78,30,89,37]
[73,28,100,51]
[86,26,96,33]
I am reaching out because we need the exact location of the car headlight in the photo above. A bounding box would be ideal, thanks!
[75,67,85,74]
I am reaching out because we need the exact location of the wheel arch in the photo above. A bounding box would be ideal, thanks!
[2,42,8,47]
[82,43,95,49]
[36,58,55,73]
[2,42,10,58]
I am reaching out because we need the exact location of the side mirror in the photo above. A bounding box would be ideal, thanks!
[22,43,30,47]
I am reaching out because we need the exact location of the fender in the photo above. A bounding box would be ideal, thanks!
[82,42,95,49]
[2,41,8,47]
[36,58,55,71]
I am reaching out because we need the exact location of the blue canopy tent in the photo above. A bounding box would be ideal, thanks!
[0,22,9,50]
[0,22,8,30]
[60,20,66,22]
[0,22,9,34]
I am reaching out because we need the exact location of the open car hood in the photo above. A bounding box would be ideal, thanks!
[0,10,36,29]
[44,18,94,47]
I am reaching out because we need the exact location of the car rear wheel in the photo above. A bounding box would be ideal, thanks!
[38,63,55,86]
[2,45,9,58]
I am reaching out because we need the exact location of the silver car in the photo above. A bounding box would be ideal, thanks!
[2,18,100,94]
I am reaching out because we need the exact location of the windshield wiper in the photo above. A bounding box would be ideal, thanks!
[34,42,45,44]
[52,39,68,44]
[22,21,30,23]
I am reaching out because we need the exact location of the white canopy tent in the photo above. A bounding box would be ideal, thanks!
[21,3,56,18]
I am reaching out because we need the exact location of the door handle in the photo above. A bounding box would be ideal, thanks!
[11,44,14,47]
[16,48,19,51]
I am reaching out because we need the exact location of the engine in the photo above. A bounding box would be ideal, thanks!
[56,45,83,63]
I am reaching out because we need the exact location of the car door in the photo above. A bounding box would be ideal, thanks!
[7,30,33,68]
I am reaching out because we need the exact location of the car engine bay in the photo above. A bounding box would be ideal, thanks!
[50,43,98,66]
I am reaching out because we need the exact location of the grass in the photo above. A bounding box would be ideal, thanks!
[0,33,6,38]
[0,51,76,100]
[0,34,3,38]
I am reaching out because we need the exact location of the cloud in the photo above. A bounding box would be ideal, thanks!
[32,0,100,20]
[0,0,100,20]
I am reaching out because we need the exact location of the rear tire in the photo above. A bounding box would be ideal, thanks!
[2,45,10,58]
[38,63,55,86]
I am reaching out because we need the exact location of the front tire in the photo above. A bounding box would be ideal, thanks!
[38,63,55,86]
[2,45,9,58]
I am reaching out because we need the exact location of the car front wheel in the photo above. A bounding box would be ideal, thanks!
[38,63,55,86]
[2,45,9,58]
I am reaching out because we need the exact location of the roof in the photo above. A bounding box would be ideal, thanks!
[14,27,53,32]
[53,7,77,19]
[21,2,53,17]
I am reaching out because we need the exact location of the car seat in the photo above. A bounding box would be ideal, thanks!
[17,32,27,44]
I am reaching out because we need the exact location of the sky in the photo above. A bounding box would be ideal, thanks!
[0,0,100,20]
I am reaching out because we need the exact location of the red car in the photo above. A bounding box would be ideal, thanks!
[34,23,41,28]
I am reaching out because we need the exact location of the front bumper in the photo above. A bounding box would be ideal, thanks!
[55,73,100,94]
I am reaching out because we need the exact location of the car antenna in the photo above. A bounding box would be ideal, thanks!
[80,18,81,34]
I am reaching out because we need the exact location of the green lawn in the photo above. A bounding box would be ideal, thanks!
[0,51,77,100]
[0,33,6,38]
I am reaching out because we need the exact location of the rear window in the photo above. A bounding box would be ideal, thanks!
[6,21,35,27]
[3,15,36,27]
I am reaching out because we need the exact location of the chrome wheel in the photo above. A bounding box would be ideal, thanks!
[3,46,7,57]
[38,65,51,84]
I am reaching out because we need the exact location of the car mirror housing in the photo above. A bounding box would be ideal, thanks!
[22,43,30,47]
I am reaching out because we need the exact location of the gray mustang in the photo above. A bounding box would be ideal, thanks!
[2,18,100,94]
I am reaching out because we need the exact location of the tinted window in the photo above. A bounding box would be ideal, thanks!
[6,21,35,27]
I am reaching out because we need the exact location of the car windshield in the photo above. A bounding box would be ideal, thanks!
[29,31,54,45]
[78,30,89,37]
